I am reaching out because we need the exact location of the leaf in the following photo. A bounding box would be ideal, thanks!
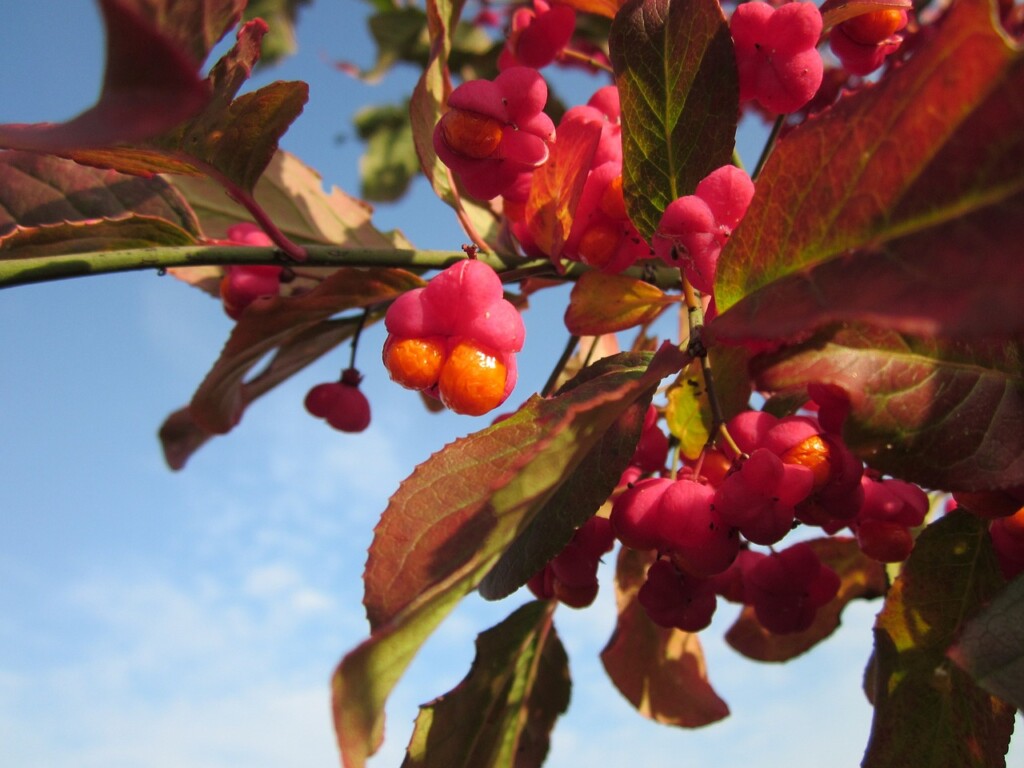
[478,355,655,600]
[354,102,421,202]
[408,0,509,252]
[0,0,209,153]
[53,18,308,195]
[0,151,200,248]
[564,270,678,336]
[665,345,750,460]
[725,537,888,663]
[600,547,729,727]
[159,318,357,470]
[665,359,711,461]
[167,150,405,248]
[712,0,1024,343]
[0,217,196,257]
[129,0,246,66]
[863,511,1015,768]
[186,268,424,435]
[949,574,1024,711]
[242,0,312,65]
[751,324,1024,491]
[609,0,738,237]
[333,344,687,767]
[525,116,602,260]
[401,601,570,768]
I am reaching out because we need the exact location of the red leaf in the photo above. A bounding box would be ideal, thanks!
[0,151,198,232]
[0,0,209,152]
[600,547,729,727]
[752,325,1024,491]
[725,537,887,662]
[525,116,602,259]
[713,0,1024,343]
[363,344,687,630]
[335,346,686,767]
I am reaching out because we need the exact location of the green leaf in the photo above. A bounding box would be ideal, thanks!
[751,325,1024,491]
[948,574,1024,711]
[401,601,570,768]
[712,0,1024,342]
[564,271,678,336]
[354,102,421,202]
[600,547,729,727]
[665,359,711,461]
[726,537,887,663]
[609,0,738,237]
[864,511,1015,768]
[185,268,423,435]
[333,344,686,767]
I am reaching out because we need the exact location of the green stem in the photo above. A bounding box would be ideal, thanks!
[541,334,580,397]
[0,245,688,291]
[0,245,475,289]
[752,114,786,181]
[681,276,729,443]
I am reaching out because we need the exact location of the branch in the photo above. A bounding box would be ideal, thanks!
[0,245,483,289]
[0,246,689,291]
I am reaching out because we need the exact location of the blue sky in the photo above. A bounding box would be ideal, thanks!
[0,2,1018,767]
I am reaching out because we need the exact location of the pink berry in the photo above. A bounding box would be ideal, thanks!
[746,542,840,634]
[434,67,555,200]
[304,369,371,433]
[220,264,283,319]
[830,9,908,76]
[653,166,754,293]
[730,1,824,114]
[714,448,815,545]
[638,559,717,632]
[610,477,674,551]
[326,381,371,433]
[498,0,576,70]
[657,478,740,577]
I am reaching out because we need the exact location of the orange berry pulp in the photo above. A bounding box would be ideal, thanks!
[439,108,504,160]
[780,435,832,491]
[383,336,446,391]
[438,339,508,416]
[577,223,620,269]
[841,8,906,45]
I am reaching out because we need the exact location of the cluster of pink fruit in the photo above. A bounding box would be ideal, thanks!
[435,0,911,276]
[530,397,936,636]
